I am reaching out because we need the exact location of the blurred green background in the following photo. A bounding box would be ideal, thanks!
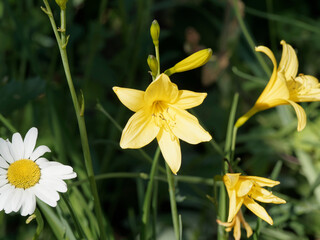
[1,0,320,239]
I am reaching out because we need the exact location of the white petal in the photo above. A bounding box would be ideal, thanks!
[35,157,49,166]
[41,165,75,177]
[11,188,24,212]
[0,156,9,169]
[20,189,36,216]
[30,146,51,161]
[10,132,24,161]
[0,139,14,163]
[3,187,16,214]
[0,183,12,195]
[24,128,38,159]
[33,184,59,207]
[59,172,77,180]
[40,178,67,193]
[0,178,8,188]
[0,168,7,175]
[0,185,14,211]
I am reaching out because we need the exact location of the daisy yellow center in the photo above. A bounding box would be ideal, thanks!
[7,159,41,189]
[152,101,176,133]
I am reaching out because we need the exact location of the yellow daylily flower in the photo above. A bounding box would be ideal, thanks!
[113,73,212,174]
[235,40,320,131]
[224,173,286,225]
[217,210,253,240]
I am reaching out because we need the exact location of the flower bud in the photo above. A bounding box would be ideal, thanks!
[55,0,68,10]
[147,55,158,78]
[150,20,160,46]
[164,48,212,76]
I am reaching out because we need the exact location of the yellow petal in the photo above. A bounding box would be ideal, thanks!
[286,100,307,131]
[279,40,298,80]
[256,72,290,108]
[238,211,253,238]
[144,74,179,105]
[244,197,273,225]
[164,49,212,75]
[240,176,280,187]
[227,189,243,222]
[292,75,320,102]
[236,180,253,197]
[224,173,241,189]
[120,109,160,148]
[233,215,241,240]
[174,90,207,109]
[216,218,235,228]
[113,87,145,112]
[157,129,181,174]
[170,107,212,144]
[255,45,278,95]
[251,187,286,204]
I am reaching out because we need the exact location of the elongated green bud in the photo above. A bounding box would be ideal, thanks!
[55,0,68,10]
[164,48,212,76]
[147,55,158,78]
[150,20,160,46]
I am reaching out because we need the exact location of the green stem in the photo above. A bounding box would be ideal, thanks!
[218,93,239,240]
[166,163,180,240]
[155,45,160,76]
[141,147,160,240]
[42,1,106,239]
[232,0,271,76]
[0,114,17,133]
[72,172,215,187]
[61,194,86,239]
[224,93,239,164]
[31,208,44,240]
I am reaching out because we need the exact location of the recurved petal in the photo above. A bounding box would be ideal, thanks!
[244,197,273,225]
[144,74,179,105]
[174,90,207,109]
[156,129,181,174]
[113,87,145,112]
[238,211,253,238]
[240,176,280,187]
[286,100,307,131]
[251,187,286,204]
[255,45,278,95]
[294,75,320,102]
[279,40,298,80]
[120,110,160,149]
[171,107,211,144]
[233,215,241,240]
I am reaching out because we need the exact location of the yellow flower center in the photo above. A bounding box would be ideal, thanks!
[152,101,176,136]
[7,159,41,189]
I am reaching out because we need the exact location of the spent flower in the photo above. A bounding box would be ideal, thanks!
[224,173,286,225]
[217,210,253,240]
[0,127,76,216]
[113,73,212,174]
[235,40,320,131]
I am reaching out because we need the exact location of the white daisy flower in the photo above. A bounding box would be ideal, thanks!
[0,127,77,216]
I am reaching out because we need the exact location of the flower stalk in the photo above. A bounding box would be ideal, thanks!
[42,1,106,239]
[166,163,180,240]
